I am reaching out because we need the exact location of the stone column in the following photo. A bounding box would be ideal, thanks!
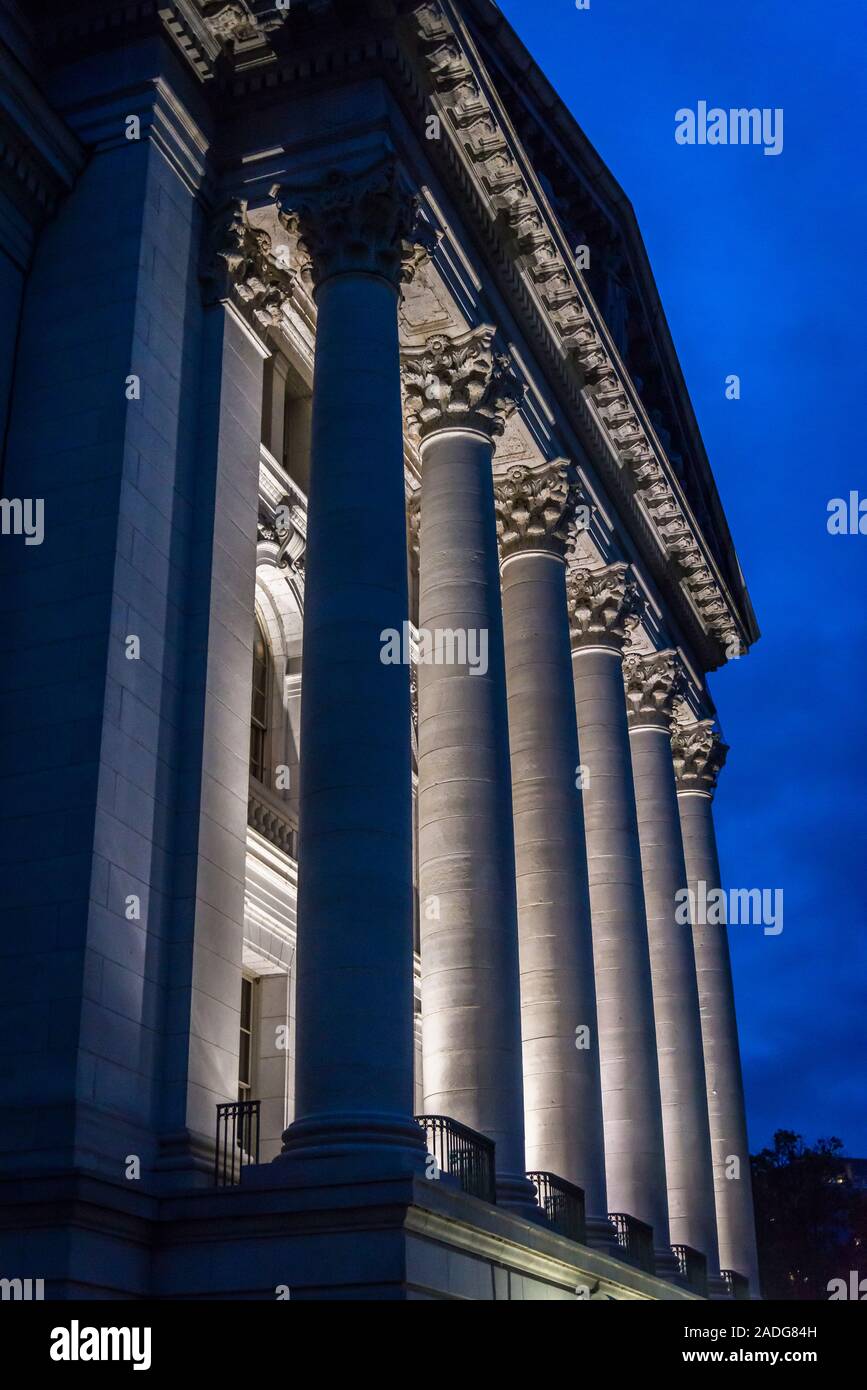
[494,463,609,1229]
[402,327,536,1214]
[272,157,427,1175]
[624,652,720,1273]
[567,567,671,1257]
[673,722,760,1295]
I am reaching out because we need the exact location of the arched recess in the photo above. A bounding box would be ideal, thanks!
[252,545,304,822]
[240,549,305,1159]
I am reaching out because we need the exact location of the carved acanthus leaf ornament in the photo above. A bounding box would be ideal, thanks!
[401,325,524,443]
[494,460,580,560]
[622,649,687,729]
[671,720,728,793]
[410,0,746,661]
[278,155,435,291]
[566,563,641,651]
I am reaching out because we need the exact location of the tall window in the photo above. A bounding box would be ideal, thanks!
[238,976,255,1105]
[250,617,269,784]
[237,975,257,1157]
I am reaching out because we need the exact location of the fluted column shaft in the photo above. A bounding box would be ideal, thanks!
[275,160,424,1170]
[496,466,607,1220]
[675,724,760,1294]
[625,654,720,1271]
[567,568,671,1250]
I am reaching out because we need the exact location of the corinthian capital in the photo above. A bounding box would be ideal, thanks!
[401,325,524,443]
[566,563,640,651]
[277,155,431,290]
[494,461,580,561]
[201,199,295,323]
[671,720,729,794]
[622,649,687,729]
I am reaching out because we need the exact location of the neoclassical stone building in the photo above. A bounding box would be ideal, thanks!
[0,0,760,1300]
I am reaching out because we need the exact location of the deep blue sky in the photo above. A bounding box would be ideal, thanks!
[497,0,867,1154]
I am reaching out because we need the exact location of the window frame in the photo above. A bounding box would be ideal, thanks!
[250,615,271,786]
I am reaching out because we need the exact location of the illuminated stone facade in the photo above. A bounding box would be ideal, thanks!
[0,0,759,1300]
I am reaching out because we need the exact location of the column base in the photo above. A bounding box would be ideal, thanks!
[498,1171,547,1221]
[245,1111,429,1188]
[585,1214,621,1257]
[153,1128,215,1190]
[654,1246,683,1280]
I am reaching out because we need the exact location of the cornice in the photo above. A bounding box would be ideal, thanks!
[23,0,752,674]
[0,38,85,255]
[158,1,289,80]
[460,0,759,646]
[401,1,751,670]
[157,4,223,81]
[32,1,278,81]
[156,0,402,94]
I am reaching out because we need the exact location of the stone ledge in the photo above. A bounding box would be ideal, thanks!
[0,1168,703,1300]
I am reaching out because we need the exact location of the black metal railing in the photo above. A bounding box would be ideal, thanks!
[672,1243,709,1297]
[527,1171,586,1244]
[416,1115,496,1204]
[721,1268,751,1300]
[609,1211,655,1274]
[215,1100,261,1186]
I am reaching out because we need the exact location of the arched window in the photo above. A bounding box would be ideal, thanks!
[250,617,270,784]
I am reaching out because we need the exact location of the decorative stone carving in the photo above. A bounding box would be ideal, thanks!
[276,499,306,575]
[622,649,687,729]
[277,155,434,290]
[409,662,419,761]
[407,490,421,554]
[566,563,641,651]
[493,460,580,561]
[414,2,452,45]
[201,199,295,324]
[258,495,307,578]
[671,720,729,794]
[410,0,747,662]
[401,325,524,443]
[202,2,260,46]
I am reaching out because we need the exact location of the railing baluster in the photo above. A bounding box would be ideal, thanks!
[721,1268,750,1300]
[609,1211,655,1274]
[415,1115,496,1204]
[671,1243,708,1297]
[527,1171,586,1244]
[215,1100,262,1186]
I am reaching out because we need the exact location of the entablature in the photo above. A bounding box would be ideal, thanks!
[23,0,756,682]
[399,1,755,673]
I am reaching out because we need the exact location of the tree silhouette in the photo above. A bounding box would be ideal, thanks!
[751,1131,866,1300]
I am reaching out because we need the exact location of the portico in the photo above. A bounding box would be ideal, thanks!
[0,0,761,1302]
